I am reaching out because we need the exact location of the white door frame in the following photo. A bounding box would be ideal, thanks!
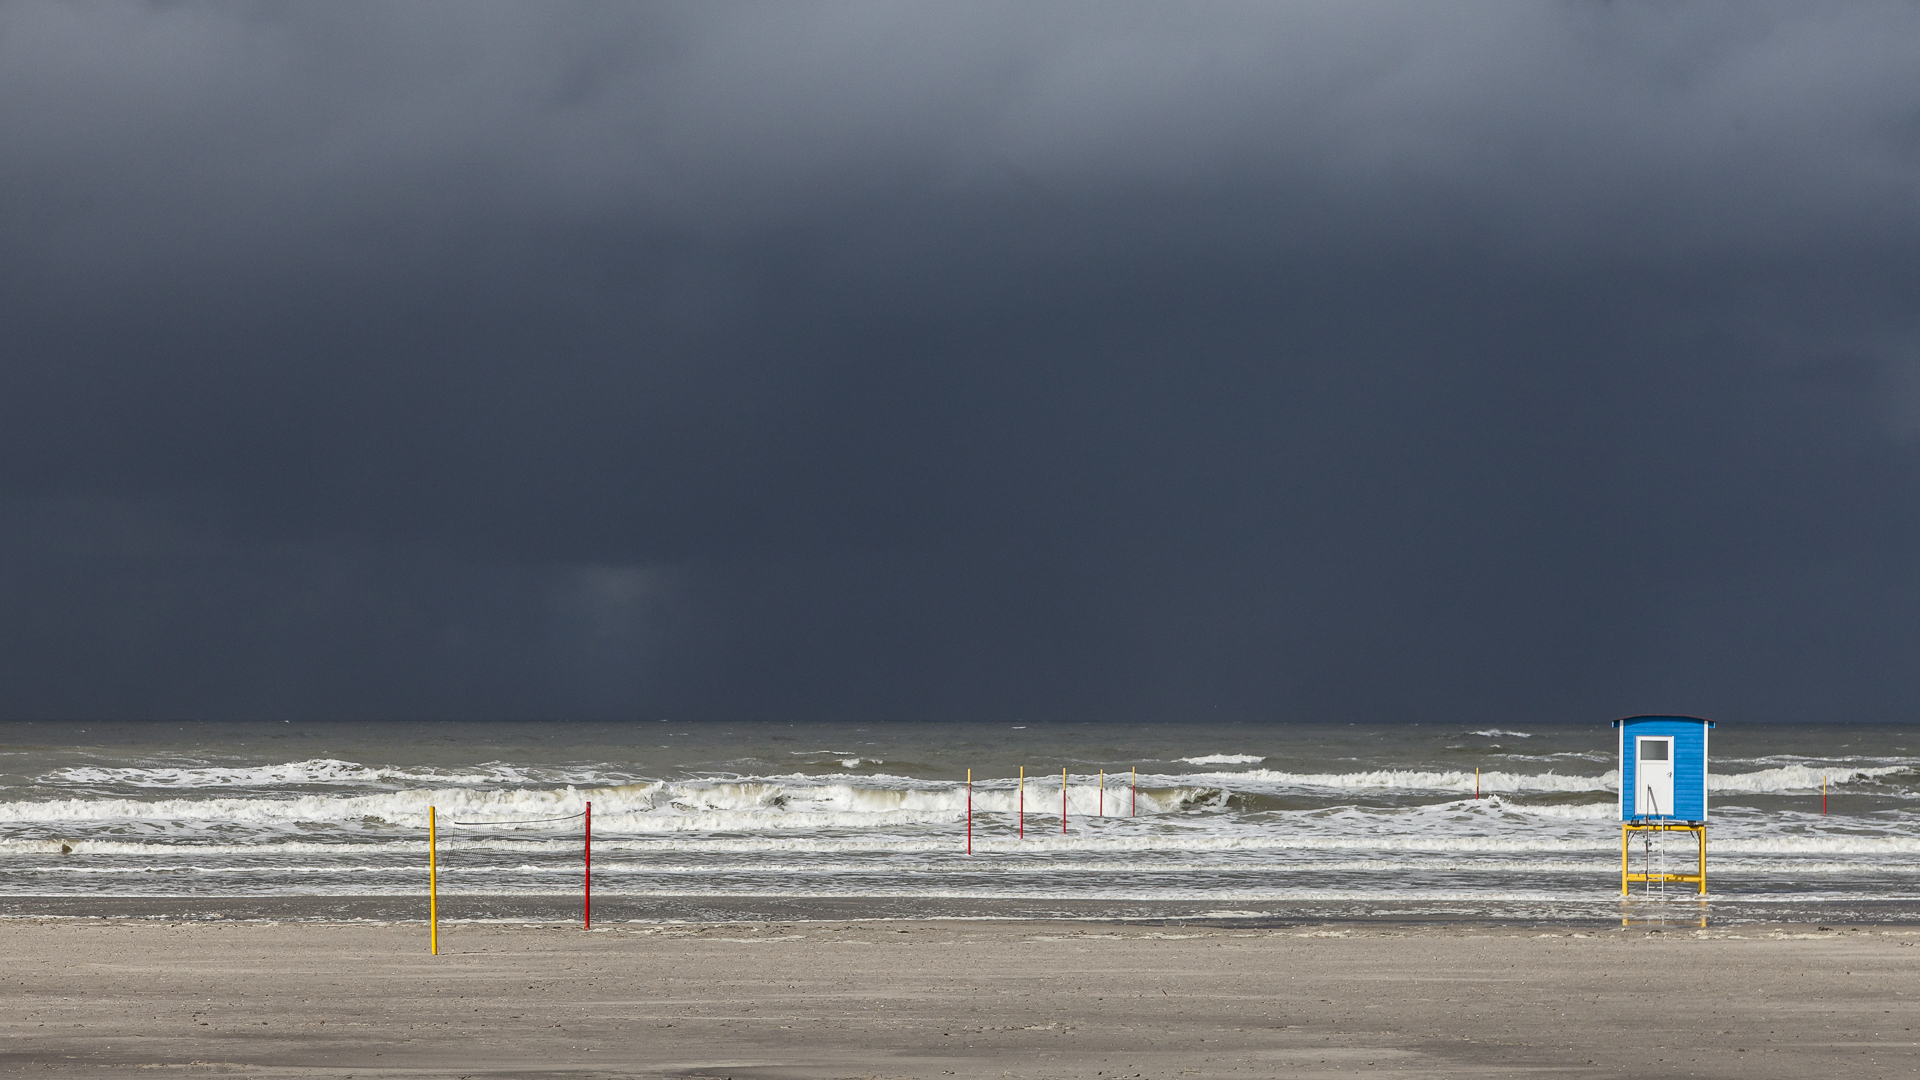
[1634,735,1676,817]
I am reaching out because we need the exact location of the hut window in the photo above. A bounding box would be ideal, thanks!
[1639,739,1668,761]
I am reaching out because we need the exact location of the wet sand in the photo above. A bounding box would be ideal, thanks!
[3,917,1916,1078]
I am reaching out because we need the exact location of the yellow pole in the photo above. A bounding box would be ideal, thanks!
[1620,824,1628,897]
[429,806,439,955]
[1698,826,1707,896]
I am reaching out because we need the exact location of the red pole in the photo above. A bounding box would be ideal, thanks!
[1131,767,1136,817]
[1061,768,1068,834]
[1823,775,1828,815]
[966,770,972,854]
[1018,766,1024,839]
[584,801,591,929]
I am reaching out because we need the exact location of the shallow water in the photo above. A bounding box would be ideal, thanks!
[1,719,1914,923]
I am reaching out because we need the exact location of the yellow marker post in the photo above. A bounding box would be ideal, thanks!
[1099,770,1105,817]
[428,806,439,955]
[1620,824,1629,897]
[1698,828,1707,895]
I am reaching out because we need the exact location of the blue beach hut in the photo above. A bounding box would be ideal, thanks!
[1615,715,1713,822]
[1613,714,1714,896]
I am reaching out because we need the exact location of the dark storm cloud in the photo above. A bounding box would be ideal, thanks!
[2,1,1919,721]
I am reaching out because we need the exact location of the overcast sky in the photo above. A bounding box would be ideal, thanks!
[2,1,1918,723]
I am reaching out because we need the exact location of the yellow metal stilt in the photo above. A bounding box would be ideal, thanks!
[1621,824,1629,897]
[1698,827,1706,895]
[429,806,439,955]
[1621,822,1706,896]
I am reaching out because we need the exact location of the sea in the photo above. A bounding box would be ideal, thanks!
[2,719,1916,925]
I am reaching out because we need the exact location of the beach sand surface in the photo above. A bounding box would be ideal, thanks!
[2,917,1915,1078]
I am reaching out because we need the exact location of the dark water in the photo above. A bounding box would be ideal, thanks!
[1,719,1914,924]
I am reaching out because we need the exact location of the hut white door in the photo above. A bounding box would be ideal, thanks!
[1635,737,1675,817]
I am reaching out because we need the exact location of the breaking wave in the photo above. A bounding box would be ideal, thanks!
[1706,764,1909,793]
[1180,764,1912,795]
[40,759,620,789]
[6,726,1919,913]
[1186,768,1613,793]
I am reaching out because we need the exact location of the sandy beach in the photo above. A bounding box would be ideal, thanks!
[3,915,1915,1079]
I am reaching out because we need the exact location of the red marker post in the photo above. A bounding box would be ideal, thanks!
[584,801,592,929]
[966,769,973,854]
[1061,767,1068,834]
[1018,766,1025,839]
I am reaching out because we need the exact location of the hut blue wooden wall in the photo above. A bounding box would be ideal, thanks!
[1616,715,1712,821]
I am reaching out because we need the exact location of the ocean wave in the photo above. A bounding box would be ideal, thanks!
[9,825,1920,860]
[0,778,1215,832]
[652,779,1206,818]
[1180,764,1911,795]
[1707,764,1910,793]
[34,754,1917,806]
[7,724,1919,913]
[0,857,1632,877]
[788,751,876,767]
[39,759,620,790]
[3,766,1907,834]
[1185,768,1614,793]
[28,855,1920,878]
[0,786,605,827]
[1,761,1913,875]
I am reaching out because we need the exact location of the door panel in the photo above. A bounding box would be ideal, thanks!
[1634,737,1675,817]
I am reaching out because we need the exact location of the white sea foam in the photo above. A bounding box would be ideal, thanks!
[1706,764,1909,793]
[1182,767,1615,793]
[6,857,1637,878]
[0,787,602,828]
[7,729,1920,913]
[41,759,620,789]
[9,821,1918,857]
[1167,764,1908,795]
[0,765,1902,834]
[33,756,1908,806]
[0,780,1214,836]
